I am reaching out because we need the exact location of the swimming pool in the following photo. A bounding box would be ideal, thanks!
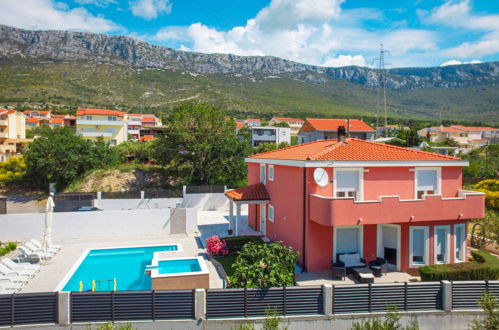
[153,259,201,274]
[60,245,180,292]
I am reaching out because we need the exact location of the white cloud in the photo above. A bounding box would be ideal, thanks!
[75,0,117,7]
[0,0,121,33]
[321,54,366,67]
[426,0,499,58]
[148,0,438,67]
[440,59,482,66]
[129,0,171,20]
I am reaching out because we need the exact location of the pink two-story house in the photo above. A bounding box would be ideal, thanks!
[226,135,485,272]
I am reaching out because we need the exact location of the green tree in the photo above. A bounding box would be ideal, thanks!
[469,291,499,330]
[229,242,299,288]
[273,121,290,128]
[152,101,252,187]
[114,141,154,163]
[254,142,290,154]
[23,127,117,190]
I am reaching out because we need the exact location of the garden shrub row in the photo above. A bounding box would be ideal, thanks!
[419,250,499,281]
[0,242,17,257]
[221,235,264,253]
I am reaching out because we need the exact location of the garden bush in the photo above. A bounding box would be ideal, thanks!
[419,250,499,281]
[221,235,264,253]
[0,242,17,257]
[474,179,499,210]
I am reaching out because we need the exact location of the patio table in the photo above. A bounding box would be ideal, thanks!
[353,267,374,284]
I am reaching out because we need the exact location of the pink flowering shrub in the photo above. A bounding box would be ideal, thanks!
[206,235,229,256]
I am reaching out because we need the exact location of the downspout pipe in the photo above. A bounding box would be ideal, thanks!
[302,167,307,272]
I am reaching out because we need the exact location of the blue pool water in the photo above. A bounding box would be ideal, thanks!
[62,245,178,292]
[155,259,201,274]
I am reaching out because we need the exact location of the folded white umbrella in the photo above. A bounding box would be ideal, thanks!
[30,238,61,251]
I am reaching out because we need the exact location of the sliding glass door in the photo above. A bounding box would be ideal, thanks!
[410,226,429,267]
[434,225,450,264]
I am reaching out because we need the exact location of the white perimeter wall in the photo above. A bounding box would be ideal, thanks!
[0,209,171,242]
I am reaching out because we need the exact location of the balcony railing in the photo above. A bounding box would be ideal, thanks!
[309,190,485,227]
[76,119,124,126]
[0,132,8,138]
[0,120,8,126]
[78,131,113,137]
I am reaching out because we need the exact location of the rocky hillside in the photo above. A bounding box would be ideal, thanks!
[1,25,499,90]
[0,24,498,123]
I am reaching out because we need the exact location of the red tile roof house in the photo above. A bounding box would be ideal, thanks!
[225,132,485,273]
[298,118,375,144]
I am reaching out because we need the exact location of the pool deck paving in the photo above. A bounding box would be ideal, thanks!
[19,234,224,293]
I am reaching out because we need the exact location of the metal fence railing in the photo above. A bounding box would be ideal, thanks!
[0,281,497,326]
[101,191,142,199]
[206,286,323,319]
[185,185,225,194]
[70,290,194,323]
[0,292,58,327]
[333,282,443,314]
[54,193,95,212]
[452,281,499,310]
[144,190,183,199]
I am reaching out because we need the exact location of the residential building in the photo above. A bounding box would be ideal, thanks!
[22,110,52,119]
[251,126,291,147]
[226,133,484,272]
[245,119,262,127]
[298,118,375,144]
[139,126,169,142]
[0,110,28,161]
[376,124,409,136]
[52,114,76,130]
[76,108,128,145]
[418,125,499,150]
[128,114,162,140]
[269,117,305,135]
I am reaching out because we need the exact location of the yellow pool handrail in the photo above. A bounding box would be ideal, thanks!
[113,278,117,291]
[92,280,96,292]
[79,281,83,292]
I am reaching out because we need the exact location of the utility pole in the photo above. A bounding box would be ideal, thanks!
[373,44,390,136]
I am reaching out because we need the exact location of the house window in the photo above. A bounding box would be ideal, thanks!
[434,225,450,264]
[86,115,92,120]
[260,164,266,184]
[335,169,362,200]
[108,116,117,121]
[268,205,274,222]
[454,224,466,263]
[410,226,429,266]
[415,168,441,199]
[268,165,274,181]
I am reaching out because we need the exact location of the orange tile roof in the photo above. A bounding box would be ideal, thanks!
[249,138,460,161]
[26,117,41,123]
[451,125,498,132]
[429,126,464,133]
[49,118,64,124]
[76,108,125,117]
[0,109,18,116]
[246,118,261,122]
[300,118,374,133]
[225,183,270,201]
[139,135,154,142]
[272,117,304,122]
[236,122,245,129]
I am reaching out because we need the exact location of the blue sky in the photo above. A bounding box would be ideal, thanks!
[1,0,499,68]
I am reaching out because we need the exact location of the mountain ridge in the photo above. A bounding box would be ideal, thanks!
[1,24,499,90]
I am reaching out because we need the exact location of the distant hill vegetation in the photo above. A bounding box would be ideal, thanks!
[0,25,498,124]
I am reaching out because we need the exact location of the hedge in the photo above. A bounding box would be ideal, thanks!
[220,235,264,253]
[0,242,17,257]
[419,250,499,281]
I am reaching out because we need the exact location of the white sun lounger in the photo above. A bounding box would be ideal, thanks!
[0,274,28,284]
[30,238,61,251]
[18,246,44,262]
[0,277,23,290]
[0,262,37,278]
[0,284,18,294]
[25,242,55,258]
[2,258,41,272]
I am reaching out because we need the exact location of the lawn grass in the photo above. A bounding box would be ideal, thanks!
[215,253,238,278]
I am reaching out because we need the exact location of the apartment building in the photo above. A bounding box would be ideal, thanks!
[226,133,484,272]
[128,114,162,140]
[269,117,305,135]
[0,110,27,161]
[251,126,291,147]
[298,118,375,144]
[76,108,128,145]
